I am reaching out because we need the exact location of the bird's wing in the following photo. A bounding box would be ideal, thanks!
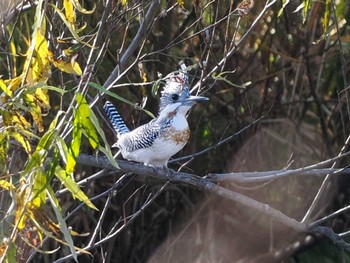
[119,120,162,152]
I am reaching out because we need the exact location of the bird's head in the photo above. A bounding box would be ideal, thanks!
[158,73,208,115]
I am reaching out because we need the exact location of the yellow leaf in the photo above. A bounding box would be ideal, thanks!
[64,0,76,24]
[5,75,23,92]
[34,87,50,111]
[70,0,95,14]
[49,5,94,48]
[12,112,32,130]
[48,51,82,76]
[16,180,31,230]
[0,180,15,191]
[24,93,44,132]
[0,79,12,97]
[177,0,184,8]
[71,57,83,76]
[10,131,32,154]
[10,40,17,76]
[0,133,7,172]
[26,30,51,85]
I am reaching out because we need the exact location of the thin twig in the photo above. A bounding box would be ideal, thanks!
[191,0,279,93]
[103,0,159,89]
[208,167,350,183]
[171,116,264,163]
[302,135,350,222]
[77,154,306,232]
[311,226,350,252]
[53,182,169,263]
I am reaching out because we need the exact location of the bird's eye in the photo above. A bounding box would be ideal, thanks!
[171,94,179,101]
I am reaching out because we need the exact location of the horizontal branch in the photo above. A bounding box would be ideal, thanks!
[77,153,306,232]
[207,151,350,183]
[76,153,350,252]
[208,168,350,183]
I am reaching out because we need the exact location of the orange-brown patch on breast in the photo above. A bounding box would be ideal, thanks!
[167,110,177,118]
[163,127,190,144]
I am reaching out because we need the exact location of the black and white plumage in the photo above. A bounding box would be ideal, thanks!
[104,66,208,167]
[103,101,130,135]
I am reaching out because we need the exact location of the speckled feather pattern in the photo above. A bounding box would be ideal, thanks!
[103,65,207,167]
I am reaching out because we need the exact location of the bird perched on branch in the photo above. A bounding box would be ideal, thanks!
[103,65,208,167]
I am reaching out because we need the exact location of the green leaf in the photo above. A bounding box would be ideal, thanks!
[98,145,119,169]
[89,105,119,169]
[66,119,82,175]
[7,241,17,263]
[37,113,60,151]
[88,82,155,118]
[54,165,98,210]
[47,150,61,209]
[47,189,78,262]
[277,0,290,17]
[211,71,244,88]
[32,168,47,207]
[66,93,100,175]
[151,78,162,97]
[21,148,48,176]
[26,84,69,95]
[22,119,59,176]
[322,0,331,33]
[76,93,99,149]
[56,136,69,165]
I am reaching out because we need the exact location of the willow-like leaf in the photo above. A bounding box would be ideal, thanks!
[50,4,94,48]
[47,190,78,262]
[32,168,47,208]
[70,0,95,14]
[88,82,155,118]
[0,180,15,191]
[54,165,98,210]
[63,0,76,24]
[76,93,98,149]
[88,105,119,169]
[9,131,31,154]
[322,0,331,33]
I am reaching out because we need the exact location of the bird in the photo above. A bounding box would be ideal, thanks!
[103,66,208,167]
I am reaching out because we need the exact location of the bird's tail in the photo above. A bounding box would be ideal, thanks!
[103,101,130,135]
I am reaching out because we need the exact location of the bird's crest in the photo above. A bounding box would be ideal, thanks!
[162,63,190,95]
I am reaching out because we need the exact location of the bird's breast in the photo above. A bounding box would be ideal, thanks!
[161,127,190,145]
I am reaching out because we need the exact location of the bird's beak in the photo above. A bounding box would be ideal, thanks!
[184,95,209,104]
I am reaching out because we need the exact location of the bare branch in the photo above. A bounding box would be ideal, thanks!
[53,182,168,263]
[309,204,350,229]
[303,135,350,222]
[103,0,159,89]
[171,116,264,163]
[208,168,350,183]
[311,226,350,252]
[77,153,307,232]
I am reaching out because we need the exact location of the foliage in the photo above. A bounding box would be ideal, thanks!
[0,0,349,262]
